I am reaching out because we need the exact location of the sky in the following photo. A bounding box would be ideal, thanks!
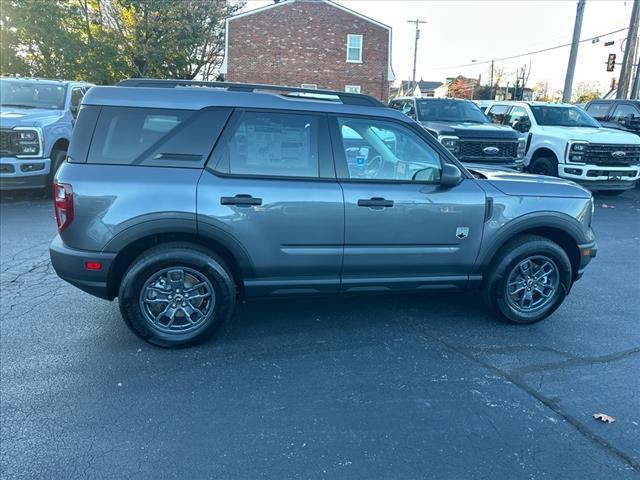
[239,0,637,95]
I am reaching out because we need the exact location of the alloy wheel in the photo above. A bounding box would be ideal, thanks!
[504,255,560,314]
[139,267,215,334]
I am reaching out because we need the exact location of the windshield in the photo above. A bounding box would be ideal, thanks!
[530,105,600,128]
[417,100,489,123]
[0,79,66,109]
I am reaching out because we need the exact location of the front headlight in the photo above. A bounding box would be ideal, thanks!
[517,138,527,158]
[438,135,459,154]
[14,127,42,158]
[567,141,588,164]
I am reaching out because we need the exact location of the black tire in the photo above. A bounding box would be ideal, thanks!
[483,234,572,324]
[47,149,66,194]
[118,242,236,348]
[528,156,558,177]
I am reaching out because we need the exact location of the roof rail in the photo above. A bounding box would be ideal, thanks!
[117,79,384,107]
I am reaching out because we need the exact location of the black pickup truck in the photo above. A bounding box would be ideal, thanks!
[389,97,526,170]
[584,99,640,135]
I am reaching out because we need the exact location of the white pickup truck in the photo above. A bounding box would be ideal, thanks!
[486,101,640,194]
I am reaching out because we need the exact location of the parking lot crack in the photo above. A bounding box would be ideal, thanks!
[511,348,640,376]
[404,318,640,473]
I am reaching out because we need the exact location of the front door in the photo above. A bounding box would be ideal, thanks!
[330,115,486,292]
[198,109,344,296]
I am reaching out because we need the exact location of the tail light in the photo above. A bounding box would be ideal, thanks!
[53,181,74,232]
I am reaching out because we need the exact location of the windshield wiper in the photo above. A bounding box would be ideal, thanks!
[1,103,37,109]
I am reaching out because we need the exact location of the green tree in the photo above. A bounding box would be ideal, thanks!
[572,82,601,104]
[1,0,86,79]
[0,0,241,83]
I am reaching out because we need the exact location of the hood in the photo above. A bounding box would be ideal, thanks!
[538,125,640,144]
[419,120,519,139]
[0,106,65,128]
[468,167,591,198]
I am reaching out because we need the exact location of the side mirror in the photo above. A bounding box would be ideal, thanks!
[440,163,462,188]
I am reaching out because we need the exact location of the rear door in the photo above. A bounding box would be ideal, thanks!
[607,103,640,133]
[198,109,344,296]
[329,114,486,292]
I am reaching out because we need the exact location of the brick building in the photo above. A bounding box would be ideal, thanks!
[219,0,395,101]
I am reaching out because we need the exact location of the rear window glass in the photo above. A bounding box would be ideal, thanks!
[585,102,611,121]
[486,105,510,124]
[87,107,230,167]
[215,111,320,178]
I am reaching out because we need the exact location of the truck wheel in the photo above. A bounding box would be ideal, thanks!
[528,156,557,177]
[47,149,67,193]
[118,242,236,348]
[483,235,572,324]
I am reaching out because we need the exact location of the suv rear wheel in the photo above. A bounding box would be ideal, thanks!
[483,235,572,324]
[118,242,236,347]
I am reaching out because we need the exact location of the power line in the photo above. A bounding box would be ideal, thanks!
[429,27,629,70]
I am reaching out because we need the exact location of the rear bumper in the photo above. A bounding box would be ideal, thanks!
[0,156,51,190]
[49,235,116,300]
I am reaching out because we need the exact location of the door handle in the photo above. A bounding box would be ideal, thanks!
[357,197,394,208]
[220,194,262,206]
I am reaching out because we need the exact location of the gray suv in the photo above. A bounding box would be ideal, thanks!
[50,80,597,347]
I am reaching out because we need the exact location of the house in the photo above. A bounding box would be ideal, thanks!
[396,80,443,98]
[219,0,395,101]
[446,76,480,99]
[494,86,534,101]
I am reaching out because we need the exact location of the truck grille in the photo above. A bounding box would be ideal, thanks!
[0,130,19,156]
[583,144,640,166]
[458,140,518,159]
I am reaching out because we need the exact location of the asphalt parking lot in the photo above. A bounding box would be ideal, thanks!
[1,187,639,480]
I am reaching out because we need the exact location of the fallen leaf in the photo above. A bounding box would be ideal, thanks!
[593,412,615,423]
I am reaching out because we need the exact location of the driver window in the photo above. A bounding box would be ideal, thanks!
[70,88,84,117]
[611,104,638,122]
[504,107,530,131]
[337,117,441,182]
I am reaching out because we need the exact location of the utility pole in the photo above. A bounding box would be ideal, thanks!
[617,0,640,98]
[407,18,427,88]
[489,59,495,100]
[631,38,640,97]
[563,0,586,103]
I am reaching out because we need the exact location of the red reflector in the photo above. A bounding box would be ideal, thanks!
[85,261,102,271]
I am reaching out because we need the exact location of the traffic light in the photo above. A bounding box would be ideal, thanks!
[607,53,616,72]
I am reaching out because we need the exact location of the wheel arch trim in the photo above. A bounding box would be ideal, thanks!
[474,211,587,274]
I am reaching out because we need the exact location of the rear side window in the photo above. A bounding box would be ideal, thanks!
[67,105,100,163]
[585,102,611,121]
[87,107,231,168]
[214,111,320,178]
[486,105,510,124]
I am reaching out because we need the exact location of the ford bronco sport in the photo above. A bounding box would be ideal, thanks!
[0,77,92,190]
[50,80,597,347]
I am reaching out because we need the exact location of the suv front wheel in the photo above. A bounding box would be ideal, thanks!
[483,235,572,324]
[118,243,236,347]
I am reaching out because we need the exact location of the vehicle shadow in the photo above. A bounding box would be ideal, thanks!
[218,290,498,345]
[0,189,49,204]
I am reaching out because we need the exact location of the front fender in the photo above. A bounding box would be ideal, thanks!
[474,210,593,273]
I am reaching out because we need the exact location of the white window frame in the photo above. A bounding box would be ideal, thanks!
[345,85,361,94]
[300,83,317,89]
[346,34,363,63]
